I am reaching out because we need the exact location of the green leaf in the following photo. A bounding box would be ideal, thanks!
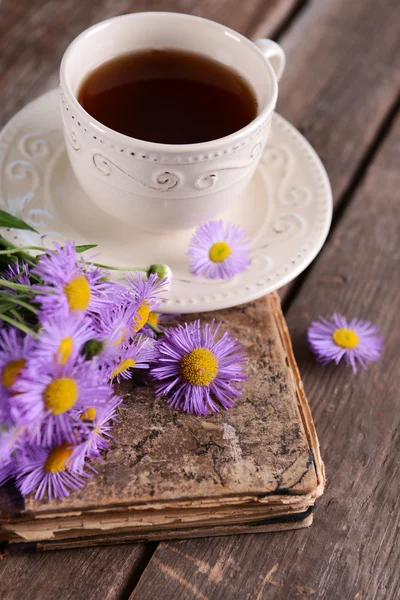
[0,210,38,233]
[75,244,98,253]
[0,313,37,337]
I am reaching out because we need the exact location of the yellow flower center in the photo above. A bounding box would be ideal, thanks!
[2,359,25,389]
[64,275,91,311]
[80,407,97,421]
[57,337,74,365]
[44,442,74,473]
[147,312,159,328]
[133,301,150,333]
[209,242,231,263]
[111,359,136,380]
[180,348,218,386]
[44,377,79,415]
[333,328,359,349]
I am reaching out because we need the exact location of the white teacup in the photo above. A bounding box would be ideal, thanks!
[60,12,285,232]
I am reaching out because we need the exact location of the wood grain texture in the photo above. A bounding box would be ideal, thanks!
[188,0,305,40]
[0,543,153,600]
[0,0,301,127]
[277,0,400,206]
[0,0,399,598]
[276,0,400,303]
[130,112,400,600]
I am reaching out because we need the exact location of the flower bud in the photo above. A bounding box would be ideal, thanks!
[82,339,105,360]
[147,264,172,283]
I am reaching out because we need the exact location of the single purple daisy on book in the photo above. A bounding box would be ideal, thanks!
[69,396,122,474]
[307,313,384,374]
[187,220,251,279]
[150,320,247,415]
[12,359,111,446]
[15,442,92,501]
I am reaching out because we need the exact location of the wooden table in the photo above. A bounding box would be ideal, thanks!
[0,1,399,598]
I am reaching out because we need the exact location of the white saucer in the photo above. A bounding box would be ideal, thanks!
[0,89,332,313]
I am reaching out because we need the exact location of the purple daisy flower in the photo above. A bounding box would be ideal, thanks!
[150,320,247,415]
[12,358,112,446]
[35,313,94,366]
[4,261,31,288]
[187,220,251,279]
[33,241,112,318]
[103,335,157,382]
[126,272,168,333]
[0,327,35,403]
[92,293,138,353]
[69,397,121,473]
[307,313,384,374]
[15,442,92,500]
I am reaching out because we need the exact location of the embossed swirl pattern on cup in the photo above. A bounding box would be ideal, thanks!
[0,90,332,312]
[60,87,271,194]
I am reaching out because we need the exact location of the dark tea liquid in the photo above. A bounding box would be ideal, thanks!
[77,49,258,144]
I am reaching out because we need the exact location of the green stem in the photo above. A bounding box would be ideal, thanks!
[0,280,34,293]
[6,296,38,314]
[9,308,24,323]
[146,322,162,337]
[0,313,38,337]
[0,237,38,267]
[0,245,44,255]
[93,262,147,273]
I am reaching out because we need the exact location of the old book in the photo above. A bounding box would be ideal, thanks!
[0,293,324,551]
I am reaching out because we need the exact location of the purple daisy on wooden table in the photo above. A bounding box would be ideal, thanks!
[103,335,157,383]
[33,241,112,318]
[307,313,384,374]
[187,219,251,279]
[15,442,92,500]
[12,358,112,446]
[150,320,247,415]
[126,272,168,333]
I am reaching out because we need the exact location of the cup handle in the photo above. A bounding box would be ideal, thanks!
[253,39,286,82]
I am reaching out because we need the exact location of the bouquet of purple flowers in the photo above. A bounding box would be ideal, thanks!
[0,218,247,502]
[0,235,170,500]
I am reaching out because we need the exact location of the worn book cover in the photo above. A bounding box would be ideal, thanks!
[0,293,324,550]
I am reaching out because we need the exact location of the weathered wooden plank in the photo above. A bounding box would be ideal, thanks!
[130,113,400,599]
[0,543,154,600]
[276,0,400,303]
[0,0,302,128]
[190,0,304,39]
[277,0,400,206]
[0,0,199,126]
